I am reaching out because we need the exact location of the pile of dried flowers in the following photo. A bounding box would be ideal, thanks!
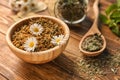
[12,17,65,52]
[10,0,47,13]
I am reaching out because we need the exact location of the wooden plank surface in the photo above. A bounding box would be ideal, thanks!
[0,0,120,80]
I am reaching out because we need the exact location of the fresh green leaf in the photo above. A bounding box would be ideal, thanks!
[100,1,120,37]
[111,26,120,36]
[117,0,120,7]
[105,4,118,15]
[109,20,115,28]
[116,18,120,23]
[110,10,120,18]
[99,14,108,24]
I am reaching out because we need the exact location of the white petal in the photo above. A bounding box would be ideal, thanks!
[34,23,38,27]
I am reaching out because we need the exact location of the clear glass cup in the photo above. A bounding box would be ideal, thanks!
[54,0,88,24]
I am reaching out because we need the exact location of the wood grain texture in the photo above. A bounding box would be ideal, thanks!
[0,0,120,80]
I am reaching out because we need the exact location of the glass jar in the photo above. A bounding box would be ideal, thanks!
[54,0,88,24]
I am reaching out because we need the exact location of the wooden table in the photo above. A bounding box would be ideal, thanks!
[0,0,120,80]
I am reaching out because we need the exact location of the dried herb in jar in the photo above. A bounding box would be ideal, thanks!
[81,33,103,52]
[56,0,87,22]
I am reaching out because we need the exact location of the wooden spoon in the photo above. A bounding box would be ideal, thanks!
[79,0,106,56]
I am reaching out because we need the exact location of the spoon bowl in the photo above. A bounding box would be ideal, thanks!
[79,0,106,56]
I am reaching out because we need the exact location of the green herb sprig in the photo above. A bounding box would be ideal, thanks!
[100,0,120,37]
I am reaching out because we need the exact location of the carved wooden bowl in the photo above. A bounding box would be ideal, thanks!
[6,15,70,64]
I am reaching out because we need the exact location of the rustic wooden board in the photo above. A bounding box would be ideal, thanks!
[0,0,120,80]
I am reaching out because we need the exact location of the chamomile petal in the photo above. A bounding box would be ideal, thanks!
[59,34,64,39]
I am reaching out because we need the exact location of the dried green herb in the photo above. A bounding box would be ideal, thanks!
[56,0,87,22]
[100,0,120,37]
[76,49,120,80]
[81,33,103,52]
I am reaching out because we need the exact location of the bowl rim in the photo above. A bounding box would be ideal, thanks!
[6,15,70,55]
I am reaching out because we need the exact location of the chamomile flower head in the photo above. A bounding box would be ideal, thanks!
[30,1,37,10]
[30,23,44,35]
[21,4,31,12]
[10,0,47,14]
[51,34,65,45]
[23,37,37,52]
[10,0,24,12]
[10,0,36,12]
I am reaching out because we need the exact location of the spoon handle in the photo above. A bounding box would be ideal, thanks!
[88,0,100,33]
[93,0,99,24]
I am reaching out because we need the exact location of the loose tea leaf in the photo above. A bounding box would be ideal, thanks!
[76,49,120,79]
[55,0,87,22]
[81,33,103,52]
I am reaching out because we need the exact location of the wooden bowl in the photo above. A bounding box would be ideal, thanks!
[6,15,70,64]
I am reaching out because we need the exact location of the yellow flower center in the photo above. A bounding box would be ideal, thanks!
[23,6,28,11]
[33,27,39,32]
[29,42,34,48]
[56,38,60,43]
[31,3,35,7]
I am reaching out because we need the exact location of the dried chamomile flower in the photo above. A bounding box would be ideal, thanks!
[51,34,64,45]
[30,1,37,10]
[23,37,37,52]
[30,23,44,35]
[10,0,35,12]
[10,0,47,14]
[21,4,30,12]
[10,0,24,12]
